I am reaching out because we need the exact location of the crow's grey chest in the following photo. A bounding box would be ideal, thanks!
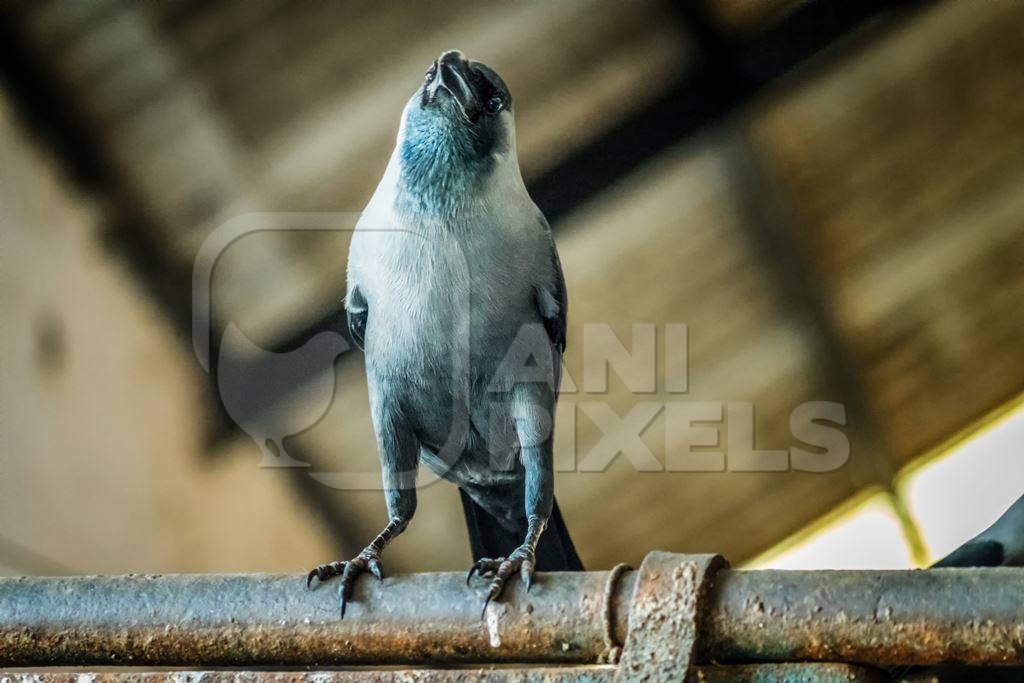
[354,219,542,387]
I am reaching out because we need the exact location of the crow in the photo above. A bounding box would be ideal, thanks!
[307,50,582,616]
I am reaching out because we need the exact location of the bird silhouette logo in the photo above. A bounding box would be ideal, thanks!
[216,322,350,468]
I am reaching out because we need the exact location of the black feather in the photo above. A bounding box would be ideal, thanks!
[346,286,367,351]
[537,217,567,396]
[933,539,1005,568]
[460,491,583,570]
[544,248,567,354]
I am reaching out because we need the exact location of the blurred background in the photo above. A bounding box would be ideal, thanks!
[1,0,1022,577]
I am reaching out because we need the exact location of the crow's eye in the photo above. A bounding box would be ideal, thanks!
[486,96,504,114]
[425,64,437,83]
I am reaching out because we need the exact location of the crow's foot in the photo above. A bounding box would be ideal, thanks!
[306,549,384,618]
[467,544,536,616]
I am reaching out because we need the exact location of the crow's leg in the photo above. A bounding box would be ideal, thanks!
[306,397,418,617]
[469,389,554,613]
[306,516,408,616]
[468,513,547,614]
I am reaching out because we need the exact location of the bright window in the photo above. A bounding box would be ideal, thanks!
[746,490,915,569]
[898,403,1024,564]
[747,397,1024,570]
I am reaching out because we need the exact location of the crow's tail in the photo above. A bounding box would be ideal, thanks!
[459,491,584,571]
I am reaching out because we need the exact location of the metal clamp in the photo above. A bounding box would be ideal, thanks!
[615,552,727,681]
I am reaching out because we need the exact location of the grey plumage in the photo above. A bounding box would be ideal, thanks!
[308,50,578,614]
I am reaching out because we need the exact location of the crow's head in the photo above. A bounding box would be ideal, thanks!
[397,51,516,215]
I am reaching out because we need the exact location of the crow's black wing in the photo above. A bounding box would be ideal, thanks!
[536,219,567,395]
[346,285,367,351]
[934,539,1005,568]
[543,247,568,354]
[932,494,1024,568]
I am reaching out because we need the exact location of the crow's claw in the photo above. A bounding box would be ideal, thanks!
[306,560,345,589]
[467,558,502,584]
[470,545,536,616]
[305,551,383,618]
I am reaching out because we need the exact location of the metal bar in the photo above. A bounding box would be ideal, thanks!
[0,670,617,683]
[0,566,1021,667]
[0,664,892,682]
[700,568,1024,666]
[0,571,633,667]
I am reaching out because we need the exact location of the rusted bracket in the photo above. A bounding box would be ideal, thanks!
[615,552,727,681]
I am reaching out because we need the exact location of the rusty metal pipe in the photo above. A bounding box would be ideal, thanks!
[0,571,627,667]
[0,566,1021,667]
[699,567,1024,666]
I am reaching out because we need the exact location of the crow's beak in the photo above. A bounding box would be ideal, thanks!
[426,50,481,122]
